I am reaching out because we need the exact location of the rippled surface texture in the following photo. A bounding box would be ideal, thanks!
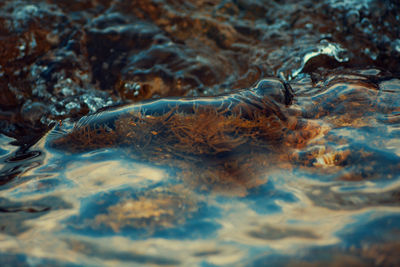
[1,0,400,266]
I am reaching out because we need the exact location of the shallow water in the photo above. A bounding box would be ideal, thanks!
[1,0,400,266]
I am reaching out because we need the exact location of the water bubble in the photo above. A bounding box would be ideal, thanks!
[124,82,141,97]
[65,102,81,111]
[81,94,109,113]
[61,87,73,96]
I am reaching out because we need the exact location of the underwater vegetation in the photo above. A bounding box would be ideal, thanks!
[43,71,400,193]
[46,78,325,194]
[48,78,294,154]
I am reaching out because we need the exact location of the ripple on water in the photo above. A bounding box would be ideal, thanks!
[0,0,399,265]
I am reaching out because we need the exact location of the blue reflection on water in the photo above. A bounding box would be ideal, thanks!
[251,213,400,266]
[0,253,81,267]
[215,179,297,214]
[242,180,297,214]
[67,186,221,240]
[338,213,400,247]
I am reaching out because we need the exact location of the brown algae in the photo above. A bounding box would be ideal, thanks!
[48,78,298,157]
[46,78,317,194]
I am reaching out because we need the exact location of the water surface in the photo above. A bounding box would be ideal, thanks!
[0,0,400,266]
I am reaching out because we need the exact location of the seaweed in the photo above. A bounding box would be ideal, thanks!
[46,78,325,194]
[50,124,118,152]
[49,78,296,156]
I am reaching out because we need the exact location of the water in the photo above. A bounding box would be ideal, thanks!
[1,0,400,266]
